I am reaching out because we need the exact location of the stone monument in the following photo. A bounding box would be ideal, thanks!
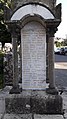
[5,0,63,114]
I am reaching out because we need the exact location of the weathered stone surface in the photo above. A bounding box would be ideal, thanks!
[3,114,32,119]
[64,113,67,119]
[45,95,63,114]
[0,114,3,119]
[31,94,63,114]
[5,94,30,114]
[0,97,5,114]
[4,52,21,86]
[34,114,64,119]
[11,0,56,12]
[5,91,63,114]
[4,53,13,86]
[3,114,64,119]
[21,21,46,90]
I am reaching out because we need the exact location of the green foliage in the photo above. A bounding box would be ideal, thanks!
[55,41,61,47]
[55,40,65,47]
[64,39,67,46]
[0,0,11,46]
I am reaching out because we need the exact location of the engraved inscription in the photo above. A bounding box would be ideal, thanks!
[21,21,46,89]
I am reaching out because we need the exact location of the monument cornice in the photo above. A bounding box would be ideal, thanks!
[45,19,60,37]
[5,20,21,39]
[46,27,58,37]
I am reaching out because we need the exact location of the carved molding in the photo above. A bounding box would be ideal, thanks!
[46,26,58,37]
[6,21,21,38]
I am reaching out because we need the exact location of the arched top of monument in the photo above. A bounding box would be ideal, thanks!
[11,4,55,21]
[11,0,56,12]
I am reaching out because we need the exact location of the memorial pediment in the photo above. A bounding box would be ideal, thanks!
[11,4,55,21]
[11,0,56,12]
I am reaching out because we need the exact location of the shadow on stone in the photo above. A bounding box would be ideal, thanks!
[5,91,63,114]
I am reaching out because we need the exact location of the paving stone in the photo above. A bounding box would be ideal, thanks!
[64,113,67,119]
[0,114,3,119]
[62,92,67,111]
[0,97,5,113]
[34,114,64,119]
[3,114,32,119]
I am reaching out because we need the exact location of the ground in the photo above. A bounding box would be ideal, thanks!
[55,54,67,91]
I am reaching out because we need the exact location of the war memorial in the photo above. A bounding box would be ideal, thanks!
[4,0,63,115]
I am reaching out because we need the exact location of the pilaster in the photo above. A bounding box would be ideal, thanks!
[8,21,21,94]
[46,26,58,94]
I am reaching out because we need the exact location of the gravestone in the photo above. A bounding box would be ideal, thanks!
[21,21,46,89]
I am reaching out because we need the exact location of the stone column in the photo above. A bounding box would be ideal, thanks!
[46,35,49,83]
[19,43,22,83]
[9,25,21,94]
[46,27,58,94]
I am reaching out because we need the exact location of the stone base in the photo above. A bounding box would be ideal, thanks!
[9,86,21,94]
[5,90,63,114]
[34,114,64,119]
[3,114,64,119]
[46,87,58,95]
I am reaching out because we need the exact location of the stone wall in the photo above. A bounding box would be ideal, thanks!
[4,52,13,86]
[4,52,21,86]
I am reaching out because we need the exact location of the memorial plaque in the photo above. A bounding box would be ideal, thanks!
[21,21,46,89]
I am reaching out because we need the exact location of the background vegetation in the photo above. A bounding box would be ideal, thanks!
[0,0,11,48]
[0,0,11,88]
[0,52,4,88]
